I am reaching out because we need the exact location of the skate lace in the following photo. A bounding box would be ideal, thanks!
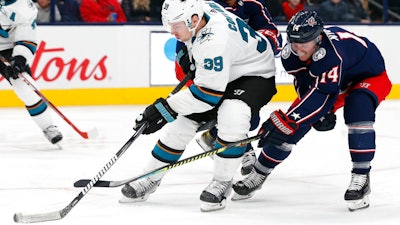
[205,180,231,196]
[243,170,266,188]
[242,149,256,166]
[44,125,59,133]
[131,178,158,196]
[348,173,367,191]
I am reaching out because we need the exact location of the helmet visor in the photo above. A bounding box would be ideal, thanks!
[163,21,188,33]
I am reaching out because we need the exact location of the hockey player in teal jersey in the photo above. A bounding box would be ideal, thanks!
[120,0,277,212]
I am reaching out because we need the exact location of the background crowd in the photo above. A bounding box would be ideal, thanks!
[33,0,400,24]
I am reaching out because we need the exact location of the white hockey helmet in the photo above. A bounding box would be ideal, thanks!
[161,0,204,33]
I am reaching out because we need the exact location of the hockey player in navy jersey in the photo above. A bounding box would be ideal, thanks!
[176,0,282,176]
[232,10,392,211]
[0,0,63,144]
[120,0,277,212]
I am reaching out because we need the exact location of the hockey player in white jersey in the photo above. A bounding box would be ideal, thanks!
[0,0,63,144]
[119,0,277,212]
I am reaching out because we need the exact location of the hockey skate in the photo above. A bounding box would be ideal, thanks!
[43,125,63,144]
[241,147,256,175]
[200,179,232,212]
[196,130,216,159]
[344,173,371,211]
[119,177,161,203]
[232,168,268,201]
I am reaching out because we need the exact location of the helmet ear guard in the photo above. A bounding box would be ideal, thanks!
[286,10,324,44]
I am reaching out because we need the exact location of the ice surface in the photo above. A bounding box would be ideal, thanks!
[1,100,399,225]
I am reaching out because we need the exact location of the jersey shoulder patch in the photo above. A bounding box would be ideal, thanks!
[312,47,326,61]
[281,44,291,59]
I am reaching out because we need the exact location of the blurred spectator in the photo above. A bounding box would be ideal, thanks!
[80,0,127,22]
[347,0,371,23]
[57,0,82,22]
[121,0,163,22]
[265,0,286,22]
[306,0,324,5]
[35,0,62,23]
[282,0,305,21]
[318,0,368,22]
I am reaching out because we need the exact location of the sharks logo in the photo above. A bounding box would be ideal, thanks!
[197,28,214,44]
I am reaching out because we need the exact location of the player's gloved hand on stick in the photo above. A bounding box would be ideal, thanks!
[176,45,195,75]
[258,28,282,56]
[0,61,16,81]
[257,109,298,147]
[133,98,178,135]
[312,112,336,131]
[10,55,32,77]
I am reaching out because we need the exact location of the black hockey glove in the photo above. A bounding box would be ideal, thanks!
[176,45,195,75]
[312,112,336,131]
[0,60,16,81]
[10,55,32,77]
[257,110,298,147]
[133,98,178,135]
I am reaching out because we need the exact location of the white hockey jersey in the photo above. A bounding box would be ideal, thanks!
[0,0,38,62]
[168,0,276,115]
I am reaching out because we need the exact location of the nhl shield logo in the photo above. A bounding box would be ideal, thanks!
[312,47,326,61]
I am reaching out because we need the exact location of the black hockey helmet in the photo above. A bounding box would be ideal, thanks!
[286,10,324,43]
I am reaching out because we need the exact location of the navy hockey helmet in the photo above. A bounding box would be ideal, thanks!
[286,10,324,43]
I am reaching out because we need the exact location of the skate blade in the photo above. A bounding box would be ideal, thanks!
[195,138,214,159]
[347,195,370,211]
[55,143,63,150]
[119,195,149,203]
[231,192,255,201]
[200,199,226,212]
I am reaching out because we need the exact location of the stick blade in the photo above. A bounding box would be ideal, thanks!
[14,211,62,223]
[73,179,111,188]
[86,128,99,139]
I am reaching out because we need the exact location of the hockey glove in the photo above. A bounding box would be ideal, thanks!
[258,29,282,56]
[10,55,32,78]
[312,112,336,131]
[257,110,298,147]
[133,98,178,135]
[176,45,195,76]
[0,60,16,81]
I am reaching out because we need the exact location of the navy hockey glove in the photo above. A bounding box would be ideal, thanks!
[257,110,298,147]
[133,98,178,135]
[176,45,195,75]
[10,55,32,77]
[312,112,336,131]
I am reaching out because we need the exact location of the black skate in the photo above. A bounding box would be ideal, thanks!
[119,177,161,203]
[43,125,63,144]
[241,147,256,175]
[232,168,267,201]
[196,130,216,159]
[200,180,232,212]
[344,173,371,211]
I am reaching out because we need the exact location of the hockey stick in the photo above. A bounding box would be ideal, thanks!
[0,55,98,139]
[13,71,194,224]
[20,74,98,139]
[73,134,261,188]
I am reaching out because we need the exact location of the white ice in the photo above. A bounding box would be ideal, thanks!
[0,100,399,225]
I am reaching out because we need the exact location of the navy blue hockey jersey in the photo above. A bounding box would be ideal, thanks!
[281,26,386,127]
